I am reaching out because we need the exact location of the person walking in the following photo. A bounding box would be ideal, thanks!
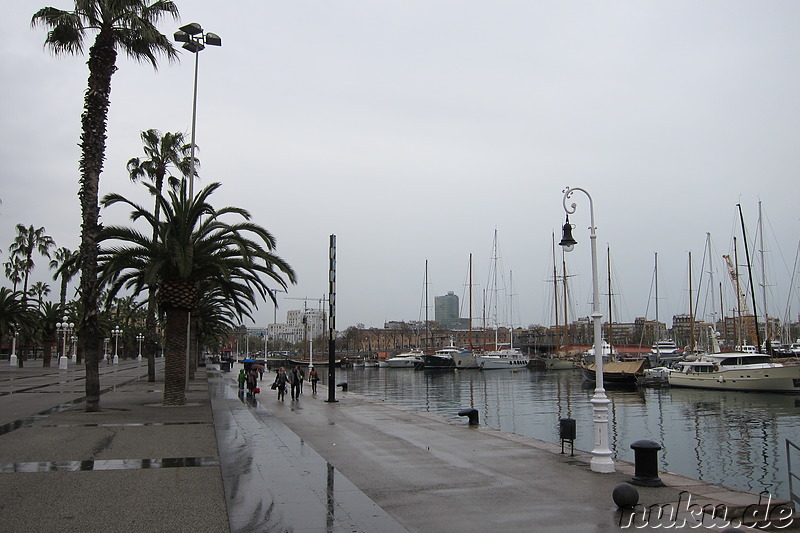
[298,367,305,395]
[246,369,258,395]
[289,366,302,400]
[309,367,319,394]
[273,367,289,401]
[237,369,246,391]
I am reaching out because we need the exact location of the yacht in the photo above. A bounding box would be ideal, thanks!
[649,340,681,366]
[421,341,460,369]
[475,346,530,370]
[386,350,425,368]
[668,352,800,392]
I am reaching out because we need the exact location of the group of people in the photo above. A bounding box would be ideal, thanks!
[238,364,320,401]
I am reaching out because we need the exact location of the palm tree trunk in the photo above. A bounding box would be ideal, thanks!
[79,31,117,412]
[164,307,188,405]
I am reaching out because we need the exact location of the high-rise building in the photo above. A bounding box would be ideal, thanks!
[435,291,460,329]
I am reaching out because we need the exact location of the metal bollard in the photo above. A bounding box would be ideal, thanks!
[337,382,348,391]
[458,408,479,426]
[630,440,664,487]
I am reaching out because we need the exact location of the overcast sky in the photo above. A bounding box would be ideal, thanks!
[2,1,800,335]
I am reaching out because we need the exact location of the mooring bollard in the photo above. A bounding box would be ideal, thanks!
[630,440,664,487]
[337,382,348,391]
[458,408,479,426]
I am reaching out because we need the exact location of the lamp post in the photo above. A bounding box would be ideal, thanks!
[173,22,222,200]
[9,324,18,367]
[103,338,110,362]
[559,186,615,473]
[136,333,145,362]
[57,322,74,370]
[71,334,77,363]
[112,326,123,365]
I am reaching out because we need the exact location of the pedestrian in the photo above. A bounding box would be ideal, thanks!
[309,367,319,394]
[258,365,264,380]
[237,369,246,391]
[246,369,258,395]
[273,367,289,401]
[298,366,305,394]
[289,365,302,400]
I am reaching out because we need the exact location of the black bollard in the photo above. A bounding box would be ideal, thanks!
[630,440,665,487]
[337,382,348,391]
[458,408,479,426]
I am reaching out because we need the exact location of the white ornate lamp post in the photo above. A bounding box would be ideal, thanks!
[57,322,74,370]
[136,333,144,362]
[71,335,77,363]
[103,338,110,362]
[559,186,615,473]
[9,324,18,367]
[112,326,123,365]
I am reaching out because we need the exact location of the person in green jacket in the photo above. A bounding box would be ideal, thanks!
[237,369,246,391]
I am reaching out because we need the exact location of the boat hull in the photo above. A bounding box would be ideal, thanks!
[475,355,530,370]
[421,354,455,369]
[452,353,479,369]
[386,357,423,368]
[668,365,800,392]
[580,360,645,386]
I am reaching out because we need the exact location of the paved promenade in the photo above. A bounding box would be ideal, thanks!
[0,359,797,532]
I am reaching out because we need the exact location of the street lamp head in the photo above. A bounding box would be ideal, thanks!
[179,22,203,35]
[173,30,189,43]
[558,215,577,252]
[205,32,222,47]
[182,40,205,53]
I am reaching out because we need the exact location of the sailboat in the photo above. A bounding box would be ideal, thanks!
[544,234,580,370]
[475,267,530,369]
[451,254,479,369]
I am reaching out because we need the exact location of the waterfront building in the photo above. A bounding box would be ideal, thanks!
[434,291,461,329]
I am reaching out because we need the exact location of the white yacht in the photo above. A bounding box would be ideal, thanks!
[452,349,479,369]
[386,350,425,368]
[668,352,800,392]
[649,339,681,366]
[475,346,530,370]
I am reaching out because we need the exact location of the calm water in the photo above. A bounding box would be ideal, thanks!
[335,366,800,501]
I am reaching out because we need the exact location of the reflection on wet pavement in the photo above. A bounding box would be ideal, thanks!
[0,456,220,473]
[210,372,406,533]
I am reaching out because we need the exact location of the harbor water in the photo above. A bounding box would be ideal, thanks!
[335,365,800,501]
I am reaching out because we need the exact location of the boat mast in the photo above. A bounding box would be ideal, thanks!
[562,248,569,349]
[607,246,614,354]
[733,237,743,347]
[655,253,661,365]
[737,203,762,351]
[469,253,473,350]
[689,251,695,355]
[425,260,429,352]
[758,200,771,351]
[552,233,560,351]
[509,270,515,350]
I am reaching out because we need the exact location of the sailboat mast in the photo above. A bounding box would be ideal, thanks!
[737,203,762,351]
[425,260,429,352]
[758,201,771,350]
[689,251,695,354]
[734,237,743,347]
[607,246,613,353]
[469,253,473,350]
[562,248,569,348]
[552,233,560,350]
[654,253,661,365]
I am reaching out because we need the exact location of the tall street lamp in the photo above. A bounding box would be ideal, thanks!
[136,333,145,362]
[173,22,222,200]
[71,334,77,363]
[112,326,123,365]
[559,186,615,473]
[57,322,74,370]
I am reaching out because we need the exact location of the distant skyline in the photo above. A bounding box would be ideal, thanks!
[2,2,800,333]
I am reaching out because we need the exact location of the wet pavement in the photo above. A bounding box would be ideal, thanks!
[1,359,798,532]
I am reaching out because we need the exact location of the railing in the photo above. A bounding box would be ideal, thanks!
[788,438,800,511]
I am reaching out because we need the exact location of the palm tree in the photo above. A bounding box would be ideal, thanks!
[0,288,35,367]
[4,257,26,292]
[128,129,193,382]
[99,180,296,405]
[50,247,79,308]
[32,1,179,411]
[37,301,63,367]
[28,281,51,307]
[8,224,55,301]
